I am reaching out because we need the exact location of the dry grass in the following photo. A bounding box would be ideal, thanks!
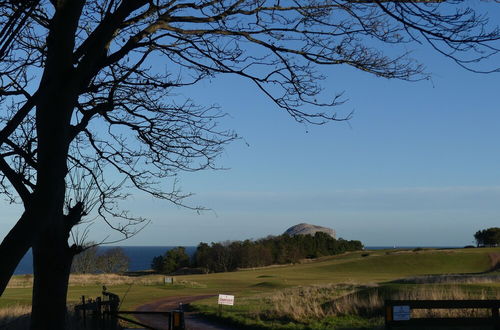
[7,273,165,288]
[393,274,500,284]
[263,283,378,321]
[0,305,106,330]
[175,279,207,288]
[68,273,164,286]
[0,304,31,329]
[6,274,33,288]
[328,285,496,318]
[264,284,499,322]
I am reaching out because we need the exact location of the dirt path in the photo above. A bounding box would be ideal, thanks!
[134,295,237,330]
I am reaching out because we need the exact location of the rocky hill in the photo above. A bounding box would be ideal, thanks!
[284,223,336,238]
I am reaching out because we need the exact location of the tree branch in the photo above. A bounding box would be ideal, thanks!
[0,156,31,205]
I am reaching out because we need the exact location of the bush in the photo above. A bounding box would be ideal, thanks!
[151,247,191,274]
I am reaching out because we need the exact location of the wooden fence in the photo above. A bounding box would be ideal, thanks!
[74,287,184,330]
[385,299,500,330]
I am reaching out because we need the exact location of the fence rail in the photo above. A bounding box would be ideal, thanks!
[385,299,500,330]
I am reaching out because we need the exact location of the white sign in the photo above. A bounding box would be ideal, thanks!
[218,294,235,306]
[164,277,173,284]
[393,305,410,321]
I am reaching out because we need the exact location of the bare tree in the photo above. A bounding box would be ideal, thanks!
[0,1,498,329]
[71,245,129,273]
[70,244,99,274]
[96,247,130,273]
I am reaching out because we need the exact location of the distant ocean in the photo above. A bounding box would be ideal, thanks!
[13,245,461,275]
[14,246,197,275]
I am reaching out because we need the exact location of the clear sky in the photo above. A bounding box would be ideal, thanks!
[1,4,499,248]
[112,46,500,247]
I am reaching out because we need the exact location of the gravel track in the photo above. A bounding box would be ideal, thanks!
[134,295,237,330]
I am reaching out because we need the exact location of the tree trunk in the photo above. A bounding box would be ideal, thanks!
[29,112,75,329]
[31,225,73,330]
[1,1,87,328]
[30,86,77,327]
[0,211,35,295]
[28,0,85,326]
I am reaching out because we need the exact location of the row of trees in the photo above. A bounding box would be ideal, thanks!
[474,228,500,247]
[152,233,363,274]
[71,246,129,274]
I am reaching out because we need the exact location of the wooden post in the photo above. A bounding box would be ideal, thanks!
[82,295,86,327]
[112,295,119,329]
[97,297,101,314]
[96,296,102,329]
[385,300,392,330]
[171,310,185,330]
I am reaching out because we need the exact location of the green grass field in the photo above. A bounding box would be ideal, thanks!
[176,247,496,293]
[1,247,499,329]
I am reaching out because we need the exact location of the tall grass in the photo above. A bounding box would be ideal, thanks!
[264,284,499,323]
[262,283,377,322]
[0,304,30,329]
[327,285,495,318]
[7,273,166,288]
[0,305,89,330]
[393,274,500,284]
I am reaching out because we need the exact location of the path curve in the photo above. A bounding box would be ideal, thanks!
[134,295,236,330]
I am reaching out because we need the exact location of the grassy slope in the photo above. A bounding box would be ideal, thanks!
[178,248,495,293]
[1,247,497,310]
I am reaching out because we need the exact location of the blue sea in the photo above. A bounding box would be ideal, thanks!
[13,245,461,275]
[14,246,197,275]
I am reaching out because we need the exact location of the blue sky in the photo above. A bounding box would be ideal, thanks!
[1,5,499,248]
[114,47,500,247]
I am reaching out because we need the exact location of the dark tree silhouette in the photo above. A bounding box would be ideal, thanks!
[162,246,190,274]
[151,255,165,273]
[474,227,500,247]
[0,1,498,329]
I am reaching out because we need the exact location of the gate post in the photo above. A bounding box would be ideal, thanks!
[170,310,185,330]
[82,296,86,327]
[384,300,391,330]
